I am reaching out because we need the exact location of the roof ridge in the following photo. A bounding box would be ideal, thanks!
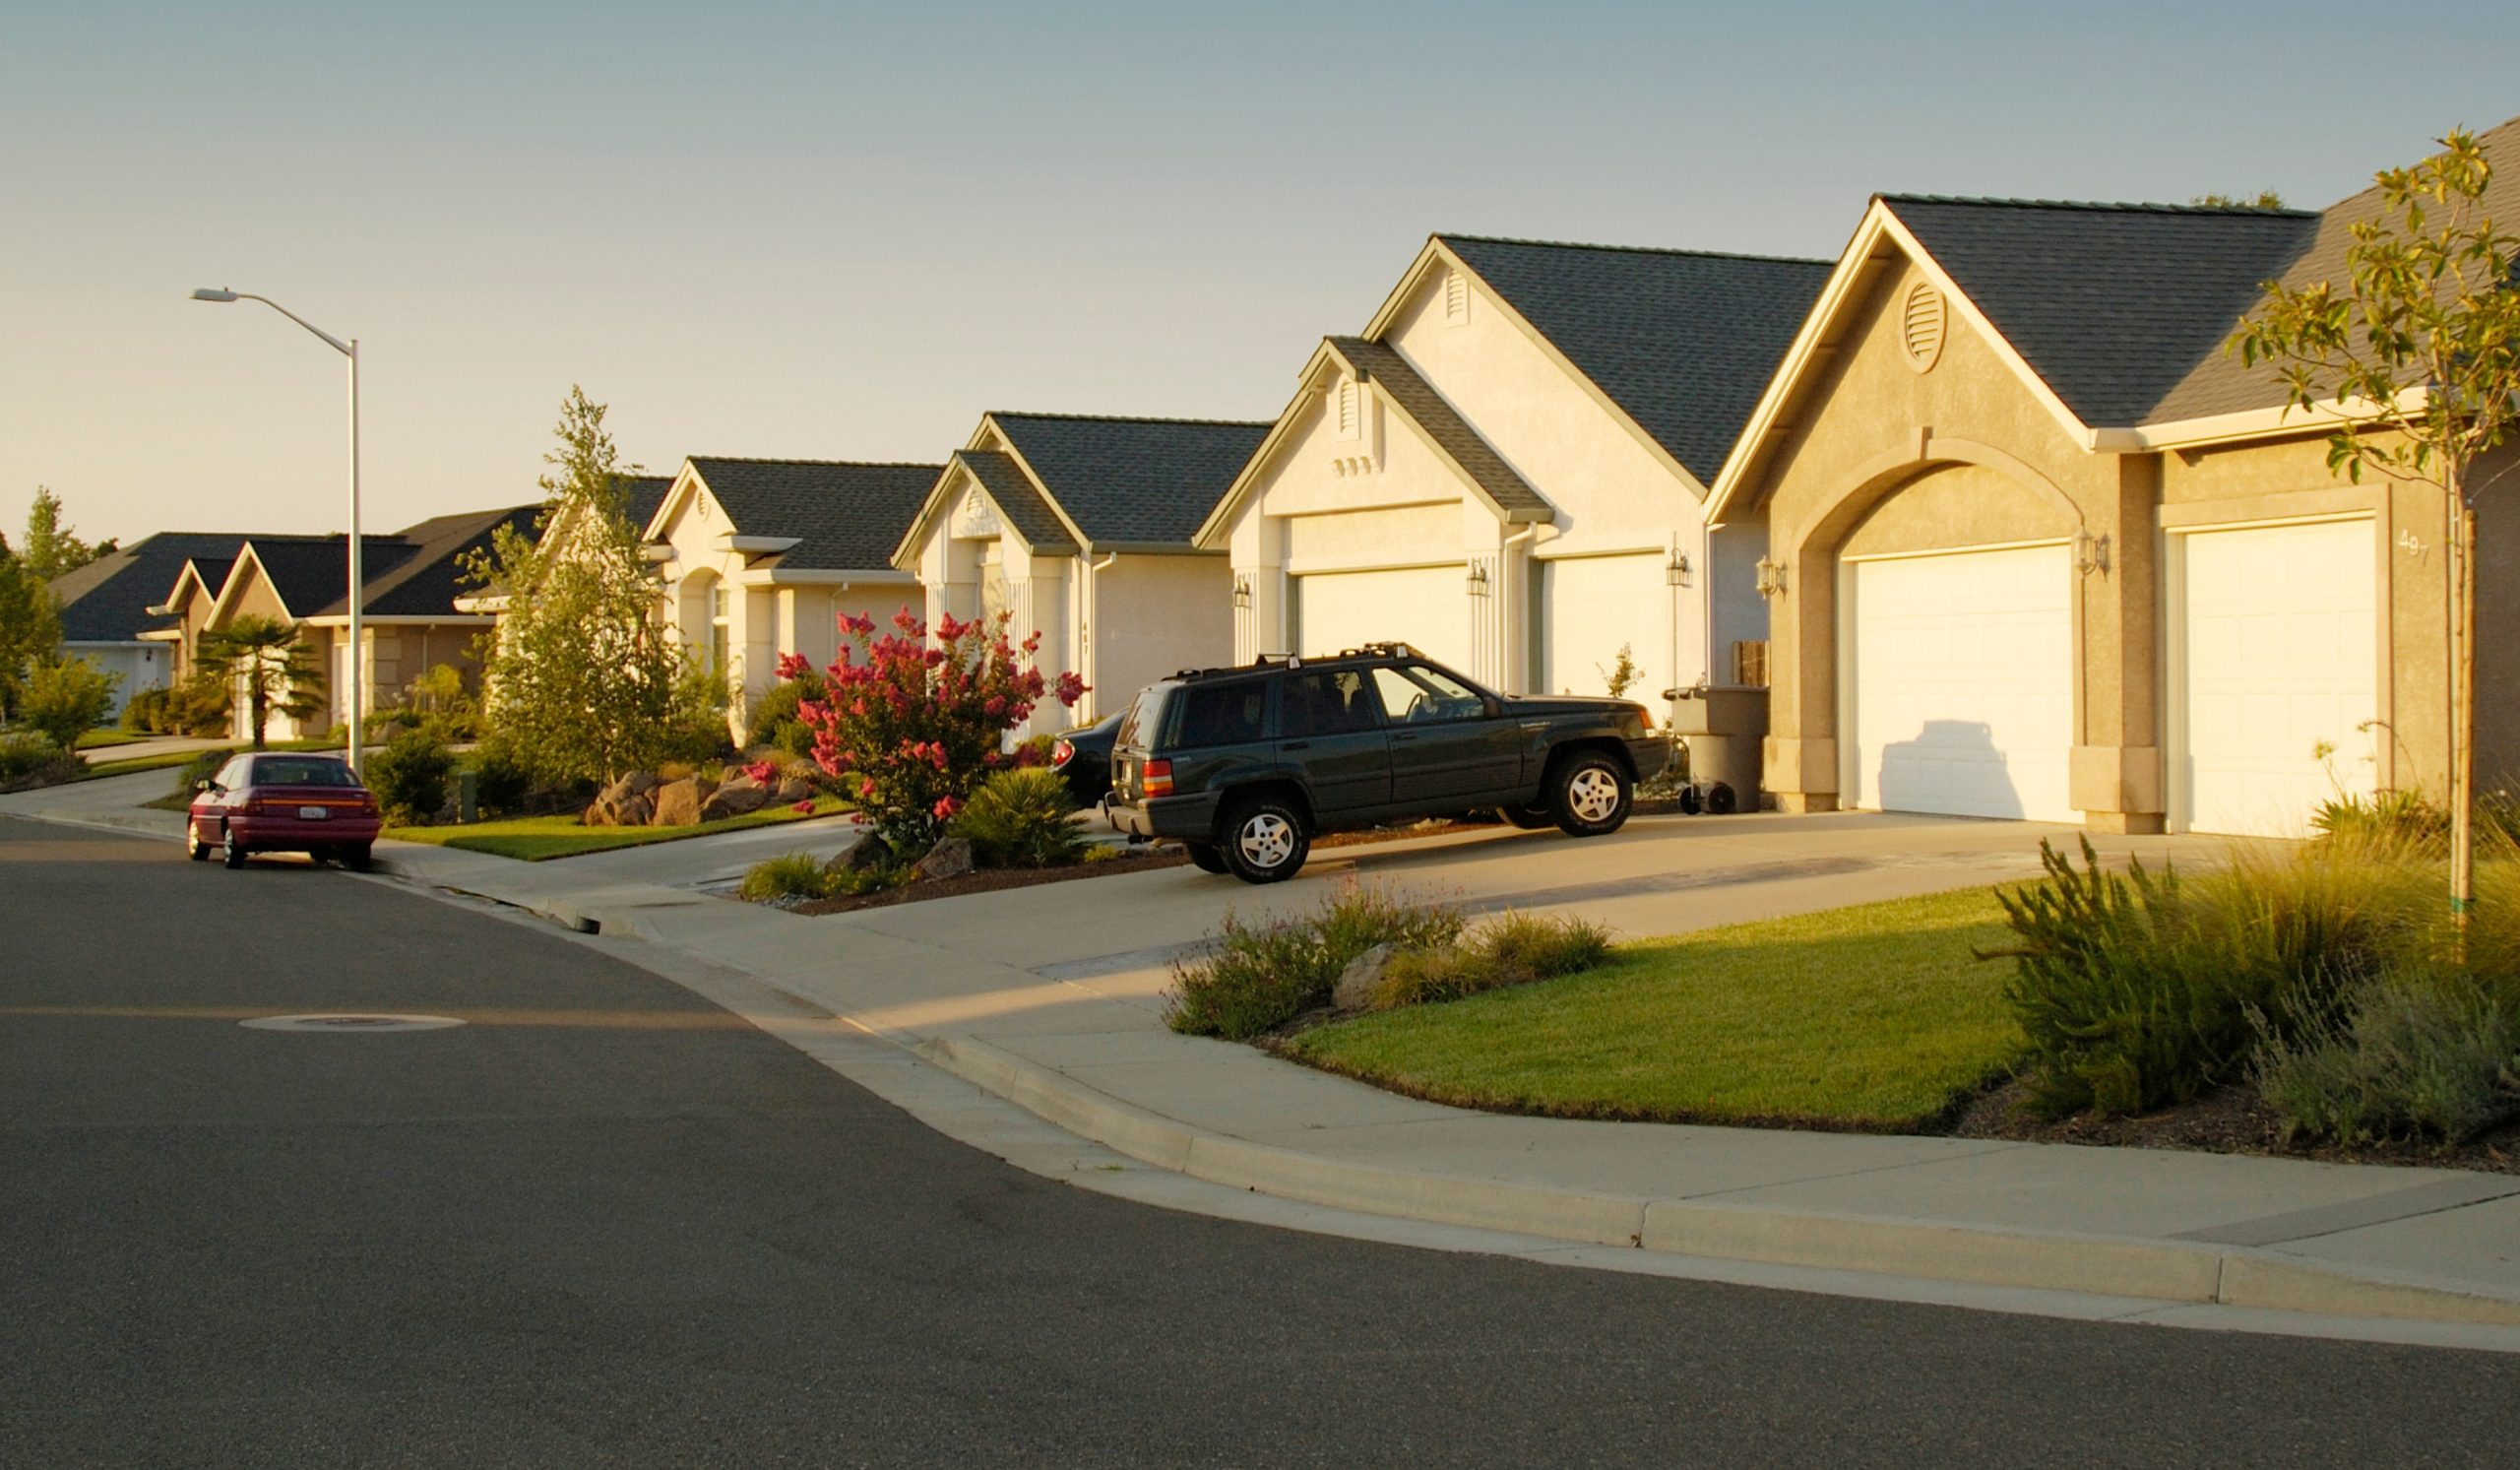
[690,455,946,469]
[986,411,1273,428]
[1881,192,2316,218]
[1438,232,1834,267]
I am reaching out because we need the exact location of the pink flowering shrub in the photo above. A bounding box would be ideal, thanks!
[785,607,1086,858]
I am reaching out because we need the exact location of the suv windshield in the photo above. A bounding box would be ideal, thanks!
[1369,664,1486,723]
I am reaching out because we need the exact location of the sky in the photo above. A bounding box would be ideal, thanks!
[4,0,2513,546]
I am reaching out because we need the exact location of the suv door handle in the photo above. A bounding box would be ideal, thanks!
[1392,732,1418,743]
[1282,740,1310,751]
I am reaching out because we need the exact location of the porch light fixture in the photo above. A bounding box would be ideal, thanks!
[1231,573,1252,608]
[2074,528,2111,576]
[1465,562,1490,597]
[1665,550,1691,588]
[1754,555,1787,599]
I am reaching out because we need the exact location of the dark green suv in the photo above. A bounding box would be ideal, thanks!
[1102,644,1669,883]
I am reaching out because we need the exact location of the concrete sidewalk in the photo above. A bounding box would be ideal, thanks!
[359,812,2520,1342]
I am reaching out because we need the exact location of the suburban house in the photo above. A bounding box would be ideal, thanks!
[183,507,536,740]
[642,457,941,738]
[894,412,1271,733]
[1703,116,2520,839]
[1196,235,1832,755]
[46,533,262,713]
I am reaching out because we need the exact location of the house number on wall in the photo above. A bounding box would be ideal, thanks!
[2398,529,2427,556]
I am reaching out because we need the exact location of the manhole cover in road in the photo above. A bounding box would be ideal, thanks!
[239,1014,466,1033]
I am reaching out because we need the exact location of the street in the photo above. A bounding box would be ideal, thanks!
[4,814,2514,1467]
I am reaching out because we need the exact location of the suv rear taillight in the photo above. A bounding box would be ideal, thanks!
[1143,758,1173,798]
[1052,738,1075,770]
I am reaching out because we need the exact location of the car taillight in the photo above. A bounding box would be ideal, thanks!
[1052,738,1075,769]
[1143,758,1173,798]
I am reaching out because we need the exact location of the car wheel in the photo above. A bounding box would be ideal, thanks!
[221,824,247,868]
[1548,753,1632,837]
[1183,841,1229,874]
[1496,803,1554,830]
[344,844,374,873]
[188,822,213,862]
[1220,799,1309,884]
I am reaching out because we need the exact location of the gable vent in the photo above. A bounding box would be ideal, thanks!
[1443,269,1469,325]
[1901,283,1946,372]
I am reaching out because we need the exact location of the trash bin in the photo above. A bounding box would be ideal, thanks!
[1666,684,1768,811]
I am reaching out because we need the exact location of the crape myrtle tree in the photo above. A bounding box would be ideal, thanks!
[2231,127,2520,928]
[196,613,323,749]
[787,608,1086,859]
[462,387,723,787]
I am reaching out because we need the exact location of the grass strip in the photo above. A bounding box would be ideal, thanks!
[384,797,850,861]
[1284,885,2026,1132]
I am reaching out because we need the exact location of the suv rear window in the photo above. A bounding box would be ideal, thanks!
[1166,679,1269,749]
[1117,685,1169,751]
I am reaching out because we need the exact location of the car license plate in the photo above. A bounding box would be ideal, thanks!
[298,805,331,820]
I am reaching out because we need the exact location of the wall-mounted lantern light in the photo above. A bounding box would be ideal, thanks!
[1466,561,1490,597]
[1754,555,1787,599]
[1665,550,1691,588]
[2073,528,2111,576]
[1231,572,1252,608]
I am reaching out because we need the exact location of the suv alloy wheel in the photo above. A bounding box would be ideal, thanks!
[1548,753,1632,837]
[1221,798,1309,883]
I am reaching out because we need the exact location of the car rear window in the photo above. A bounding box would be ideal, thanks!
[1166,679,1269,749]
[250,757,360,787]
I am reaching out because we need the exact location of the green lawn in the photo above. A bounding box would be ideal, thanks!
[1283,886,2027,1131]
[77,738,340,782]
[75,729,145,750]
[384,796,850,861]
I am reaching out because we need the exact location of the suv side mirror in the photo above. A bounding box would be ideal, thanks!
[1482,695,1502,719]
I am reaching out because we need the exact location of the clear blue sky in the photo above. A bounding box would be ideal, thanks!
[4,0,2511,544]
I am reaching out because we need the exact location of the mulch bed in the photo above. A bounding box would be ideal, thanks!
[1949,1075,2520,1175]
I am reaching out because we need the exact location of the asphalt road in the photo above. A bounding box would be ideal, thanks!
[5,814,2516,1467]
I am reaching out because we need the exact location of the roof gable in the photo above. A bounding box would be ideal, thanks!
[1430,234,1833,483]
[1325,338,1549,520]
[681,457,943,571]
[48,532,263,644]
[985,414,1270,546]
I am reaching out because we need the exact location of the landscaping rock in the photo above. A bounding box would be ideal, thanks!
[773,775,817,804]
[651,777,705,827]
[913,835,976,881]
[701,782,770,821]
[614,793,654,827]
[838,833,894,871]
[624,771,662,798]
[1331,942,1400,1011]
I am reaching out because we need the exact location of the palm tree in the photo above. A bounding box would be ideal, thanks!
[196,614,324,749]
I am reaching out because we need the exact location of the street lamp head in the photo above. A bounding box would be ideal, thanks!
[189,288,238,302]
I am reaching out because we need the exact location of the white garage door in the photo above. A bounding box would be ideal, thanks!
[1848,544,2073,821]
[2175,519,2376,838]
[1539,553,1671,697]
[1292,566,1470,671]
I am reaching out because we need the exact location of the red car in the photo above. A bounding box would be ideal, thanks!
[187,752,382,870]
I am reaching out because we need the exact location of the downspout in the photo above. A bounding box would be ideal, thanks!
[1501,522,1540,694]
[1083,550,1119,720]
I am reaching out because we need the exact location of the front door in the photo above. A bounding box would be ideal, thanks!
[1368,663,1522,805]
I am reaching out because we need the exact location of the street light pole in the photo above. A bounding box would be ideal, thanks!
[190,288,365,779]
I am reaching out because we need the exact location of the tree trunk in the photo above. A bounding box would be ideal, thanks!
[2451,493,2478,934]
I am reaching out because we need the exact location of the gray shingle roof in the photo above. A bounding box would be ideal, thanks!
[1324,338,1549,518]
[47,533,265,644]
[619,474,673,532]
[247,536,418,618]
[1883,196,2319,426]
[2146,115,2520,423]
[1437,235,1833,483]
[314,506,538,617]
[685,457,943,571]
[953,451,1076,552]
[990,414,1271,546]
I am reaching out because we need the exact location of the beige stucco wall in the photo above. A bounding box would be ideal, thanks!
[1086,553,1233,723]
[1739,245,2488,832]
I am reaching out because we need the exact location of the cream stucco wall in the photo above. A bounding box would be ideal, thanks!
[1737,246,2492,832]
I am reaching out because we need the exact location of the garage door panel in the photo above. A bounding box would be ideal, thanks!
[1539,554,1670,698]
[1850,545,2074,822]
[1293,567,1469,671]
[2177,520,2377,838]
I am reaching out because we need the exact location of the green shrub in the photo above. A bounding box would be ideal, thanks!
[1166,882,1465,1039]
[823,860,904,897]
[467,740,535,818]
[1984,836,2439,1118]
[746,672,826,755]
[2311,789,2451,852]
[740,851,834,902]
[165,673,231,736]
[22,658,119,750]
[1371,912,1613,1008]
[173,749,227,799]
[119,686,170,734]
[367,729,455,825]
[2255,974,2520,1145]
[0,732,78,793]
[949,768,1084,867]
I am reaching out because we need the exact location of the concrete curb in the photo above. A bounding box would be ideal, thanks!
[917,1034,2520,1329]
